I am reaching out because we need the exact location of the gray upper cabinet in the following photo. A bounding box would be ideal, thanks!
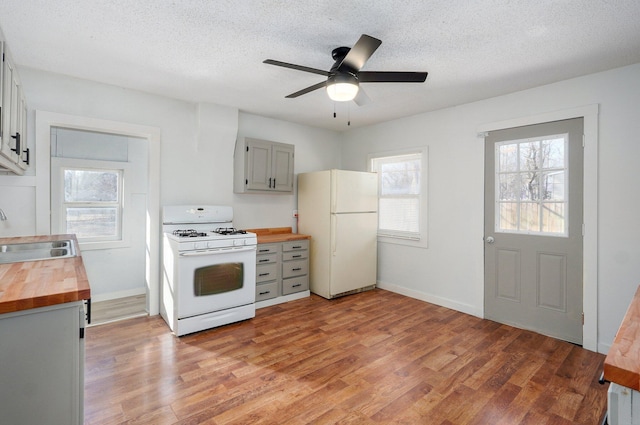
[0,41,28,175]
[234,137,294,194]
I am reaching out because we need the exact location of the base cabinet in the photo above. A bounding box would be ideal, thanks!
[255,239,309,305]
[0,302,85,425]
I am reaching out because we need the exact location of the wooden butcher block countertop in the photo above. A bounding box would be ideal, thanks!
[246,227,311,244]
[604,284,640,390]
[0,234,90,314]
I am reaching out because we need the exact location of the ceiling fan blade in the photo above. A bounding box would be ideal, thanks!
[337,34,382,73]
[264,59,330,77]
[358,71,428,83]
[285,81,327,98]
[353,88,371,106]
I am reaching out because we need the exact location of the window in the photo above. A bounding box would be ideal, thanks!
[495,134,568,236]
[370,149,427,246]
[62,167,123,241]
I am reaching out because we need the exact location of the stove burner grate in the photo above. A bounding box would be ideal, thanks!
[173,229,208,238]
[214,227,247,235]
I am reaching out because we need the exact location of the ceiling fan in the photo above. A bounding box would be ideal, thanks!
[264,34,428,105]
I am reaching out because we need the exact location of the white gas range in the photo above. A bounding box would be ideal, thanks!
[161,205,257,336]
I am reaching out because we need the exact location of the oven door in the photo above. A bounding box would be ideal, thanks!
[176,245,256,318]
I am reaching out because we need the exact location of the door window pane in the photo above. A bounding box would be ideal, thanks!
[495,135,568,236]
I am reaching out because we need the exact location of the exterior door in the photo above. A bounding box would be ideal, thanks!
[484,118,584,344]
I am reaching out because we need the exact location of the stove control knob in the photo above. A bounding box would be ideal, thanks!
[207,241,217,249]
[193,242,204,250]
[235,239,245,246]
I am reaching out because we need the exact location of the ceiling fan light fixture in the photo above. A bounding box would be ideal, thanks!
[326,74,359,102]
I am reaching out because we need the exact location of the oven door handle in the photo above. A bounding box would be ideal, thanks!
[179,246,256,256]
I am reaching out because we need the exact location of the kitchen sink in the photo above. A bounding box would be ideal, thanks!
[0,240,77,264]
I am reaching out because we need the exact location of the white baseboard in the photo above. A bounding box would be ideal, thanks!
[256,291,310,309]
[91,287,146,303]
[598,342,612,355]
[376,281,482,318]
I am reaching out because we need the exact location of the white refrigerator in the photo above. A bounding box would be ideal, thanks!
[297,169,378,299]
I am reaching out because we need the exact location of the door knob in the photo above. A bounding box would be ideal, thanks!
[485,236,495,244]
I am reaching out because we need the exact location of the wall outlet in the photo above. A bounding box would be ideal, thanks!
[292,210,298,218]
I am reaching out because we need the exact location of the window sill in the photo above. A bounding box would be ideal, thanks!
[78,239,131,251]
[377,234,428,249]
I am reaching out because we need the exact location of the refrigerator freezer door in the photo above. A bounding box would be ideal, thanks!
[331,170,378,214]
[330,212,378,296]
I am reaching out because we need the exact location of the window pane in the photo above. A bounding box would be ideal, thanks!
[498,143,518,172]
[66,207,118,238]
[495,135,567,237]
[64,169,119,202]
[519,141,541,172]
[541,203,565,233]
[379,198,419,233]
[520,202,540,232]
[499,173,520,201]
[498,202,518,231]
[380,160,421,195]
[542,138,565,169]
[542,171,565,200]
[520,172,540,201]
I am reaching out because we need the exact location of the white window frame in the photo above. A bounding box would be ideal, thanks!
[369,147,428,249]
[51,157,131,250]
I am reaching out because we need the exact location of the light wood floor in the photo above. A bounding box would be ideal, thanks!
[84,289,608,424]
[89,294,147,326]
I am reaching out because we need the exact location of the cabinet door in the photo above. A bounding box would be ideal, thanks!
[17,91,27,170]
[272,143,294,192]
[1,53,16,160]
[245,138,273,191]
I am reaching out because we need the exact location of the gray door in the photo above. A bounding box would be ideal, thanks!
[484,118,584,344]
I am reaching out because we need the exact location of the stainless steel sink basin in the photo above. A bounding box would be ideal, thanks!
[0,240,77,264]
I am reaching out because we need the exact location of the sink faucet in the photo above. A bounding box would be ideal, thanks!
[0,208,7,221]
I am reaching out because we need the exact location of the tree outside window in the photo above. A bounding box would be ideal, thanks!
[63,168,122,240]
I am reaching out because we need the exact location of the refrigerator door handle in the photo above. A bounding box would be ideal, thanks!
[331,215,337,256]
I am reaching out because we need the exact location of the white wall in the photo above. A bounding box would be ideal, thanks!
[340,63,640,353]
[5,60,640,352]
[4,68,341,300]
[234,113,342,231]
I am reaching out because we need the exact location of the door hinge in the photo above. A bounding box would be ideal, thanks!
[80,327,85,339]
[582,134,585,148]
[582,223,585,236]
[582,312,585,325]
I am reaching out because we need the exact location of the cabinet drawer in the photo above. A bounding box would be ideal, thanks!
[256,244,280,255]
[282,275,309,295]
[282,250,307,261]
[256,263,278,283]
[256,281,278,301]
[256,253,277,265]
[282,259,308,279]
[282,240,309,252]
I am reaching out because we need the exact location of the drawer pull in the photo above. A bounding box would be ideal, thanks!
[292,245,302,249]
[292,267,302,271]
[259,290,271,295]
[292,254,302,258]
[292,283,302,288]
[258,259,270,263]
[258,249,270,253]
[258,273,270,277]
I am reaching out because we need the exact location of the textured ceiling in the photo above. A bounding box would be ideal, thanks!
[1,1,640,131]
